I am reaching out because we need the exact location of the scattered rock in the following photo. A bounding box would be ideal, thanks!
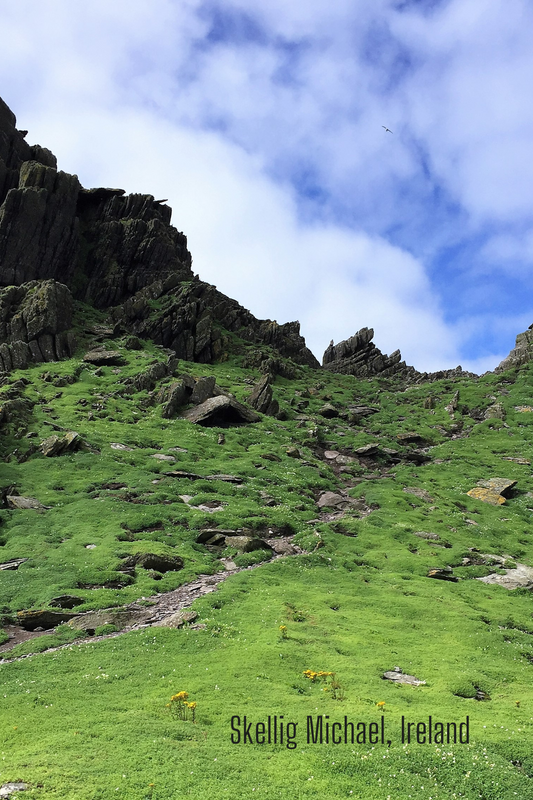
[248,374,279,416]
[6,496,50,510]
[83,347,126,366]
[0,783,28,798]
[427,567,459,582]
[403,487,434,502]
[502,457,530,464]
[484,402,506,420]
[225,535,273,553]
[0,558,28,570]
[397,432,428,445]
[286,447,301,458]
[182,395,260,426]
[152,610,198,628]
[317,491,348,509]
[191,376,217,405]
[151,453,176,462]
[477,564,533,590]
[122,553,184,573]
[467,477,517,505]
[412,532,440,541]
[324,450,340,459]
[17,609,79,630]
[261,453,282,462]
[110,442,134,451]
[354,443,380,456]
[68,609,149,632]
[39,431,85,456]
[382,667,426,686]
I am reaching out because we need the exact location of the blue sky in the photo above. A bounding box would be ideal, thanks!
[1,0,532,371]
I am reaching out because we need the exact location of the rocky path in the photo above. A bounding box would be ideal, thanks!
[0,539,303,664]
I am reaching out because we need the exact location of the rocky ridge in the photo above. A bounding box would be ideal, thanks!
[0,96,317,373]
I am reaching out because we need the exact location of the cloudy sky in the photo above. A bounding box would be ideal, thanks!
[1,0,532,372]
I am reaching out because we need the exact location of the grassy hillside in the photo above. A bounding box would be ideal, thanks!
[1,312,533,798]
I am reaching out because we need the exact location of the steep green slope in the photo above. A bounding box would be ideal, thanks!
[1,321,533,799]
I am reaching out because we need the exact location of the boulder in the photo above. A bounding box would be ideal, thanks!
[121,552,184,573]
[83,348,126,366]
[477,564,533,590]
[17,609,79,630]
[182,395,260,426]
[383,667,426,686]
[152,610,198,628]
[191,376,217,404]
[39,431,83,456]
[68,609,148,632]
[6,495,49,510]
[0,558,29,570]
[225,535,272,553]
[248,374,279,416]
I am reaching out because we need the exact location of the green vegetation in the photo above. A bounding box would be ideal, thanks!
[2,328,533,797]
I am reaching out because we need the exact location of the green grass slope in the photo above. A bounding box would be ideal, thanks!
[1,320,533,799]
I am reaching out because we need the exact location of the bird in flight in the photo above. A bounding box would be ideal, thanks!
[382,126,393,133]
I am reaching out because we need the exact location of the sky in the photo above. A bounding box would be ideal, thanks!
[1,0,532,372]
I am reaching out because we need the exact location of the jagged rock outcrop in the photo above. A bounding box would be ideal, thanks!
[109,276,319,366]
[0,95,319,372]
[495,325,533,372]
[322,328,417,379]
[323,328,478,383]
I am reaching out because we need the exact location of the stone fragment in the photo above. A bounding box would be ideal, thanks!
[151,453,176,462]
[502,457,530,464]
[225,535,272,553]
[39,430,82,456]
[477,564,533,590]
[261,453,282,462]
[427,567,459,582]
[324,450,340,459]
[248,374,279,416]
[132,553,184,573]
[285,447,301,458]
[83,348,125,366]
[182,395,260,426]
[412,532,440,540]
[383,668,426,686]
[110,442,134,450]
[0,783,28,797]
[317,491,348,509]
[0,558,29,570]
[191,376,217,405]
[397,432,428,444]
[6,496,49,510]
[354,443,380,456]
[68,609,149,632]
[476,478,516,496]
[484,402,506,420]
[403,487,434,502]
[152,610,198,628]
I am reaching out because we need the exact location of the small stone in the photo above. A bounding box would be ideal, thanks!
[110,442,134,451]
[324,450,340,459]
[151,454,176,462]
[286,447,301,458]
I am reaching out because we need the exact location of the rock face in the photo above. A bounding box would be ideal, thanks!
[496,325,533,372]
[0,95,318,373]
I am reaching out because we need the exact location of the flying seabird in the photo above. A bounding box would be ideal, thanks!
[382,126,393,134]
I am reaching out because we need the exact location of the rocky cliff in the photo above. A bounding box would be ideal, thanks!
[0,96,318,372]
